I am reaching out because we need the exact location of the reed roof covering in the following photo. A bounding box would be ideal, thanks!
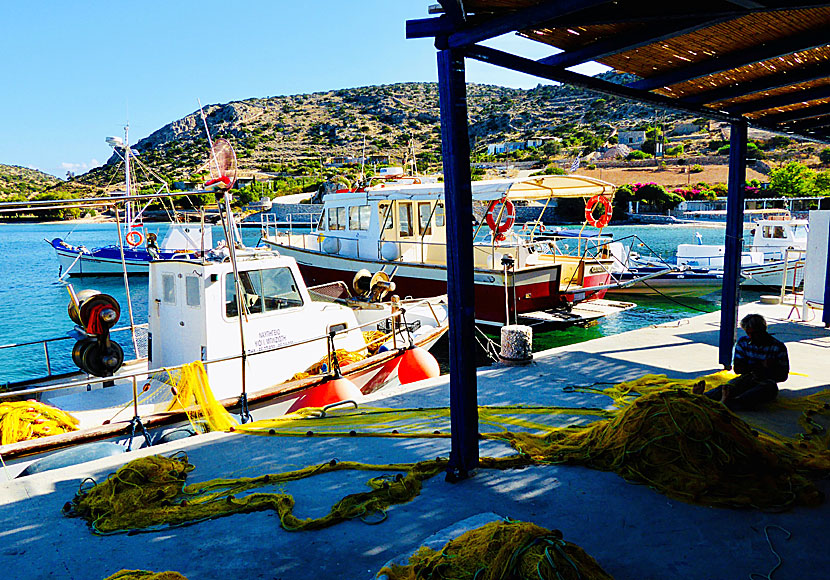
[412,1,830,142]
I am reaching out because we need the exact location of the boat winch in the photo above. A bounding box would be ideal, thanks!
[352,269,396,302]
[68,289,124,377]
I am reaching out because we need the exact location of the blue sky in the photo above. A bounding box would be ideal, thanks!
[2,1,607,178]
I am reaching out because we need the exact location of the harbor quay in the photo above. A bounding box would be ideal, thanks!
[1,299,828,580]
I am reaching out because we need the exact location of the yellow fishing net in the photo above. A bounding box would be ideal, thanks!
[379,520,614,580]
[500,389,826,510]
[64,371,830,540]
[0,400,79,445]
[165,362,236,433]
[103,571,188,580]
[64,451,478,535]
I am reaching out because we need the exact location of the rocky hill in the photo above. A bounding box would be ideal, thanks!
[71,72,672,188]
[0,165,60,197]
[8,72,813,200]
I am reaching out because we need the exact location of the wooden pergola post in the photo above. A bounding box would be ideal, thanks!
[437,47,479,480]
[719,120,747,367]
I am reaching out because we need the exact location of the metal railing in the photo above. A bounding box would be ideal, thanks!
[0,296,444,405]
[0,324,148,387]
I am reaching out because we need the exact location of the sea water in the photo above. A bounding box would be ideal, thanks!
[0,221,755,384]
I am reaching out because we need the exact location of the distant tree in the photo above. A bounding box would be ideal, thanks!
[819,148,830,165]
[769,161,815,197]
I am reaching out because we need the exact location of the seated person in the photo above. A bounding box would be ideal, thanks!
[693,313,788,411]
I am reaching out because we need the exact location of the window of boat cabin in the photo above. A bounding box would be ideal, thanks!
[763,225,786,239]
[225,267,303,318]
[435,202,444,227]
[398,202,413,237]
[162,273,176,304]
[349,205,370,230]
[185,275,200,307]
[327,207,346,230]
[417,202,434,235]
[379,203,394,232]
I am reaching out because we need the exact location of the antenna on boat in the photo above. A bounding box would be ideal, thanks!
[197,103,251,422]
[359,135,366,188]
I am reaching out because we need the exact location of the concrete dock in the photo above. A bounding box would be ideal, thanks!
[1,300,829,580]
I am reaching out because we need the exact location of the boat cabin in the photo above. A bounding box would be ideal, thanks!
[148,249,367,400]
[315,190,449,264]
[751,217,808,261]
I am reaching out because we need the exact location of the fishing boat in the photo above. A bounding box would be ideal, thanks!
[0,246,448,477]
[1,140,449,478]
[674,214,806,288]
[259,174,636,328]
[531,228,724,298]
[48,129,212,277]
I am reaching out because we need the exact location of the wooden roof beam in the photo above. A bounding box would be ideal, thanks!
[725,86,830,115]
[463,43,740,123]
[442,0,609,49]
[528,2,830,28]
[779,114,830,132]
[536,14,740,70]
[628,29,830,91]
[757,101,830,125]
[680,60,830,106]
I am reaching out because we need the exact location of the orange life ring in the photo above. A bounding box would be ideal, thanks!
[485,197,516,236]
[584,195,613,228]
[126,230,144,247]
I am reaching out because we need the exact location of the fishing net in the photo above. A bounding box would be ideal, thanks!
[64,371,830,539]
[379,520,613,580]
[291,348,367,381]
[103,571,188,580]
[0,400,79,445]
[63,452,469,535]
[501,389,827,510]
[164,362,235,433]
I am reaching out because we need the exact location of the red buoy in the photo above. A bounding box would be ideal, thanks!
[397,347,440,385]
[286,376,361,414]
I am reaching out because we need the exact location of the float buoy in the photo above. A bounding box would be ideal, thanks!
[485,197,516,237]
[397,346,440,385]
[584,195,613,228]
[125,230,143,247]
[286,375,362,413]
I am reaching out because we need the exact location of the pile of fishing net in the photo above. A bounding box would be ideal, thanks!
[64,452,450,534]
[379,520,613,580]
[164,363,236,433]
[502,389,827,509]
[104,571,188,580]
[291,348,368,381]
[0,400,79,445]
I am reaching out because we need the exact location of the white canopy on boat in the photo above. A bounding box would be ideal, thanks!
[361,174,614,202]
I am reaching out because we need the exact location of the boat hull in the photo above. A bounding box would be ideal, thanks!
[51,239,199,276]
[607,267,724,298]
[263,241,578,326]
[0,324,447,475]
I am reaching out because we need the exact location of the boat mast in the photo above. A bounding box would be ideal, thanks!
[115,125,138,357]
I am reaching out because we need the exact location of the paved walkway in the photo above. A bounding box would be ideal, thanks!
[1,300,828,580]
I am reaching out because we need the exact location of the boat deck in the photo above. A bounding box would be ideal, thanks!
[1,299,829,580]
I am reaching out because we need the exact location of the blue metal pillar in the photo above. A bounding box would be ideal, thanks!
[719,121,747,367]
[437,48,479,480]
[823,225,830,327]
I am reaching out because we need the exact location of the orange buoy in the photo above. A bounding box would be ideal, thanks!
[286,376,361,413]
[397,347,441,385]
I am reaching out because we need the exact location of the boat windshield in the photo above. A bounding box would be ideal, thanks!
[225,267,304,318]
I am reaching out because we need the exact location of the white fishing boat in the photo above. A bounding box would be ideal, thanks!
[675,214,806,288]
[0,140,449,478]
[260,173,636,328]
[531,228,725,298]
